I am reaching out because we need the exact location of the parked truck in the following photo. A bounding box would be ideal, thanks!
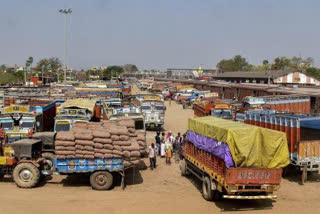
[54,99,102,132]
[244,112,320,183]
[0,101,56,144]
[181,117,289,200]
[193,99,232,119]
[140,100,165,130]
[241,95,310,114]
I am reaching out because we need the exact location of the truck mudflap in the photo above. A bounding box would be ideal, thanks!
[223,195,277,200]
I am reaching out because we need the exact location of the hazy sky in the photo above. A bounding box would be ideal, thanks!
[1,0,320,70]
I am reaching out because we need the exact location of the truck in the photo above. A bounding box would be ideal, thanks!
[181,91,217,109]
[0,139,47,188]
[244,112,320,183]
[54,99,102,132]
[0,101,56,144]
[241,95,310,114]
[140,100,165,130]
[181,117,289,200]
[193,99,232,119]
[104,98,122,117]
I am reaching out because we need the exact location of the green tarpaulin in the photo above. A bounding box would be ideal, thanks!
[188,116,290,168]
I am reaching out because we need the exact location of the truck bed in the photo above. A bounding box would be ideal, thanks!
[55,158,124,173]
[183,141,281,199]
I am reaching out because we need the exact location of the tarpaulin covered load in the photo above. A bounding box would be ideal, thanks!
[57,99,96,113]
[188,116,290,168]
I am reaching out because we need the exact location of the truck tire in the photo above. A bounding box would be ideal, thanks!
[42,152,55,171]
[180,159,187,176]
[13,163,40,188]
[90,171,113,190]
[202,176,214,201]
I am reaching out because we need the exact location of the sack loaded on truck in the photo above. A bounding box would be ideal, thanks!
[181,116,290,200]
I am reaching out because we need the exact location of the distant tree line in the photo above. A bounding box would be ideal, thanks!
[217,55,320,79]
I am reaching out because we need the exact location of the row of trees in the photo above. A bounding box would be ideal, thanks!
[216,55,320,79]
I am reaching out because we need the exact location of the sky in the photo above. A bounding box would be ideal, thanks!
[1,0,320,71]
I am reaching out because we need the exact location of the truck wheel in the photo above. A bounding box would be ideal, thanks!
[202,176,214,201]
[13,163,40,188]
[180,159,187,176]
[90,171,113,190]
[42,152,55,171]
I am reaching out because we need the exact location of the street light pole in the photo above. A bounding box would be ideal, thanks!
[59,8,72,86]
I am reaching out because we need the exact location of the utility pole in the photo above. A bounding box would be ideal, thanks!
[59,8,72,86]
[41,65,45,85]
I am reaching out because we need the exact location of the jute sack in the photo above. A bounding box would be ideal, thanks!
[94,143,104,149]
[92,131,111,138]
[94,138,112,144]
[113,141,131,146]
[56,131,75,141]
[74,133,93,140]
[75,140,94,146]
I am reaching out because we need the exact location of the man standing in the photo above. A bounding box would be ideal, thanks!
[155,132,161,156]
[148,143,156,170]
[175,132,183,162]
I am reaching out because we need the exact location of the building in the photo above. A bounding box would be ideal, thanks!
[215,70,320,85]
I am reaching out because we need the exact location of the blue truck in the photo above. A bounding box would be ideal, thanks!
[42,157,126,190]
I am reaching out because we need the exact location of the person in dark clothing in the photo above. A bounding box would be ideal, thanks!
[10,114,23,127]
[155,132,161,156]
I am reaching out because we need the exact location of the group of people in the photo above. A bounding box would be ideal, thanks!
[148,131,184,170]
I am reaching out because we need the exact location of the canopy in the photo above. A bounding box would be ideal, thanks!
[58,99,96,113]
[188,116,290,168]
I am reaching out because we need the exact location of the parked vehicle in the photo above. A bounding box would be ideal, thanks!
[181,117,288,200]
[54,99,103,132]
[193,99,232,119]
[241,95,310,114]
[0,139,47,188]
[0,101,56,144]
[140,100,165,130]
[244,112,320,183]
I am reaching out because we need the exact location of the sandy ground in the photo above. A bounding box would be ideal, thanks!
[0,85,319,214]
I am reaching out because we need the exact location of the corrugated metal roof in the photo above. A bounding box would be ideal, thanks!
[216,70,293,79]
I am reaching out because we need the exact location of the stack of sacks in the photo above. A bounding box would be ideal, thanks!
[54,119,146,163]
[55,131,76,159]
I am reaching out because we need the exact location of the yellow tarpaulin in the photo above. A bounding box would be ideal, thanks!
[188,116,290,168]
[58,99,96,113]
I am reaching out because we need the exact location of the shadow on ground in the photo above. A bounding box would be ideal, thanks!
[184,173,274,212]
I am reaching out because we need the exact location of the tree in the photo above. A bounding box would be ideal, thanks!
[36,57,62,81]
[306,67,320,80]
[217,55,253,71]
[103,66,124,80]
[123,64,138,73]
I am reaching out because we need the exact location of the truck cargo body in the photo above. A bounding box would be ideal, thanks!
[244,113,320,180]
[182,141,281,200]
[193,100,231,119]
[242,95,310,114]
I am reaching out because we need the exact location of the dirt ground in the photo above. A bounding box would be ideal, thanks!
[0,86,319,214]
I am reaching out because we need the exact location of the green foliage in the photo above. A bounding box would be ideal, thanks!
[306,67,320,80]
[103,66,124,80]
[217,55,253,71]
[123,64,138,73]
[0,72,17,85]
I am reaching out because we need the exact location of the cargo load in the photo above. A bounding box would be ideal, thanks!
[55,118,146,163]
[181,116,288,201]
[188,116,290,168]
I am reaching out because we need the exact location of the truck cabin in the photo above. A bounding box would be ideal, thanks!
[242,97,265,108]
[140,101,165,113]
[54,108,90,132]
[105,98,122,112]
[210,104,233,120]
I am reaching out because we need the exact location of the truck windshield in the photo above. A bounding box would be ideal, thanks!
[154,106,164,111]
[21,122,34,128]
[1,122,12,129]
[55,123,71,132]
[212,110,233,119]
[141,106,151,111]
